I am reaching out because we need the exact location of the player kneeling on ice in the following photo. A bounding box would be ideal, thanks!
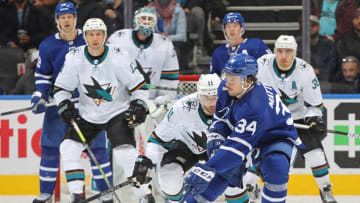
[130,74,221,202]
[53,18,154,203]
[182,54,304,203]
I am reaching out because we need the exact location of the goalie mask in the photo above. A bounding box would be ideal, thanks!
[197,74,221,115]
[55,2,77,34]
[83,18,107,49]
[133,7,157,37]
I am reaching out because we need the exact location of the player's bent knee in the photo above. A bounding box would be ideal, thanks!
[159,162,184,198]
[261,152,290,184]
[60,139,83,161]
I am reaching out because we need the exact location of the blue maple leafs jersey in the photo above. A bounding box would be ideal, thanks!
[206,81,303,173]
[210,38,271,76]
[35,30,85,100]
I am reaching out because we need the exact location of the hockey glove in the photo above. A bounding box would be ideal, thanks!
[207,133,225,157]
[31,91,47,114]
[123,99,149,128]
[131,155,153,185]
[184,163,215,197]
[305,116,325,135]
[57,99,78,125]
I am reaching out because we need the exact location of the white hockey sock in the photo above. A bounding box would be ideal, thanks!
[159,163,185,199]
[113,144,152,198]
[303,148,330,188]
[60,139,85,194]
[243,170,259,185]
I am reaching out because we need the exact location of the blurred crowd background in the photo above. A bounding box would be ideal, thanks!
[0,0,360,95]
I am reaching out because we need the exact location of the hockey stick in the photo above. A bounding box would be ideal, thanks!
[79,179,134,203]
[294,123,360,139]
[71,119,122,203]
[147,85,189,93]
[0,98,79,117]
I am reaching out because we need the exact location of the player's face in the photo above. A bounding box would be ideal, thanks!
[200,95,217,115]
[225,74,246,96]
[342,62,359,81]
[224,22,242,41]
[57,13,76,33]
[85,30,105,50]
[352,16,360,32]
[275,48,295,71]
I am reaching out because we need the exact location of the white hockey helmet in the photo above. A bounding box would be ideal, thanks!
[274,35,297,54]
[83,18,107,47]
[197,74,221,96]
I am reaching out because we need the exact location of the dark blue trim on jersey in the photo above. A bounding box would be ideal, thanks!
[0,95,31,100]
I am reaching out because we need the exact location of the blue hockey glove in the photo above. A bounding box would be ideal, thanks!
[123,99,149,128]
[184,163,215,197]
[57,99,78,125]
[31,91,47,114]
[207,132,225,157]
[305,116,325,135]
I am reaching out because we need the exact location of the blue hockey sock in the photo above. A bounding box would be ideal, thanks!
[88,148,113,191]
[260,153,289,203]
[39,146,60,194]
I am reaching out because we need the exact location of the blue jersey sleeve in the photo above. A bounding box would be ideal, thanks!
[254,39,271,59]
[35,41,53,99]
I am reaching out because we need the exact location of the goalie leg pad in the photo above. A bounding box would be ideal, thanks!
[60,139,85,194]
[260,153,289,203]
[39,146,60,194]
[160,141,199,172]
[159,162,185,201]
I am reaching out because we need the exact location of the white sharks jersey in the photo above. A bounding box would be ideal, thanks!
[257,54,323,120]
[54,44,148,124]
[107,29,179,99]
[149,92,212,155]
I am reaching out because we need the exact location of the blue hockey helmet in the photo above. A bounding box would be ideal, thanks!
[133,7,157,37]
[222,12,245,27]
[55,2,77,18]
[224,54,258,78]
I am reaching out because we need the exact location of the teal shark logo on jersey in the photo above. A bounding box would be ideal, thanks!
[187,131,207,152]
[83,77,113,106]
[279,89,298,105]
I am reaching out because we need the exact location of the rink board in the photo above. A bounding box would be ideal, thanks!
[0,95,359,195]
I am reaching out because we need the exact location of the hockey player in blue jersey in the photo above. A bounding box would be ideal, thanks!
[183,54,304,203]
[30,2,110,203]
[210,12,271,76]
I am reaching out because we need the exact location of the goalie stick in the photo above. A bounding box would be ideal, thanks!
[294,123,360,139]
[71,119,122,203]
[0,98,79,117]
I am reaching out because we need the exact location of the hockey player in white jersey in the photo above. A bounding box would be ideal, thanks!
[256,35,337,203]
[107,7,179,102]
[53,18,155,203]
[130,74,220,202]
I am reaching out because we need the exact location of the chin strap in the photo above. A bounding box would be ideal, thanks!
[236,81,255,99]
